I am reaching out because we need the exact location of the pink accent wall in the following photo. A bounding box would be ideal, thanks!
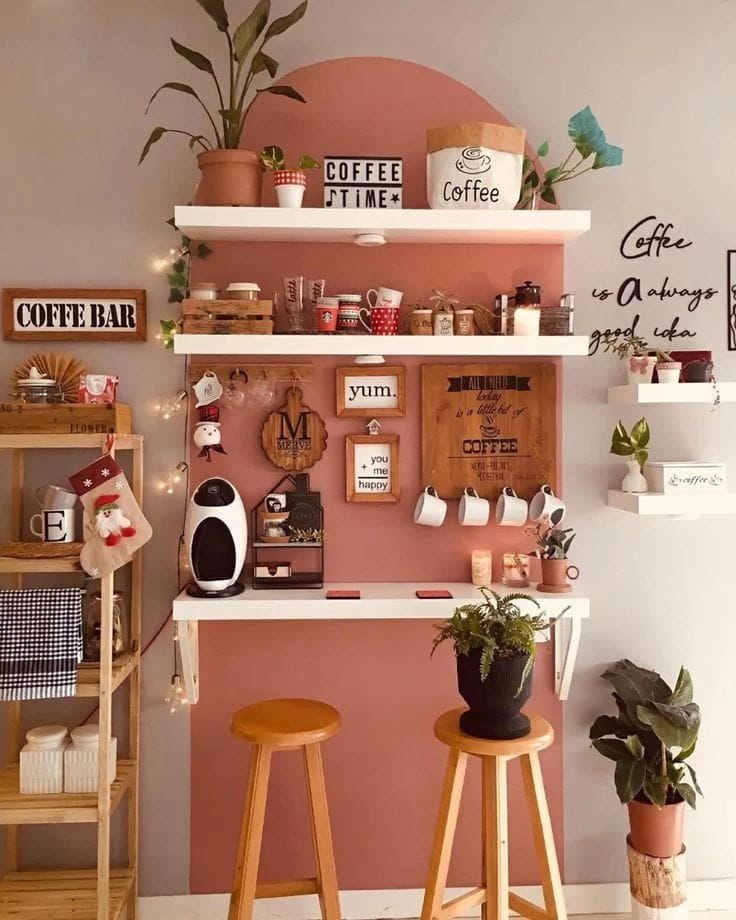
[189,58,566,893]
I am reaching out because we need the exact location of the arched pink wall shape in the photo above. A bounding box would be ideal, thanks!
[189,57,566,895]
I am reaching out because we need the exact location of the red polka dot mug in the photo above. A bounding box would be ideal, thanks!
[359,305,400,335]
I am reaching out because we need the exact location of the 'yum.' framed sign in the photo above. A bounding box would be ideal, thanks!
[2,288,147,341]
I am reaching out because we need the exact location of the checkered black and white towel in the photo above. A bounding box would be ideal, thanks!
[0,587,83,700]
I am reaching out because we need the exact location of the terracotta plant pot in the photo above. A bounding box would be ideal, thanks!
[539,557,579,592]
[628,799,685,858]
[196,149,262,206]
[457,649,532,740]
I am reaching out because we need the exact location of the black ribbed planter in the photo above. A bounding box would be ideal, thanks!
[457,649,533,740]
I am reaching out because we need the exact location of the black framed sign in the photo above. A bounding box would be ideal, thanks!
[2,288,147,341]
[323,156,403,209]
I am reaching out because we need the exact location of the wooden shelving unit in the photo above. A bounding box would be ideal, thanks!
[0,433,143,920]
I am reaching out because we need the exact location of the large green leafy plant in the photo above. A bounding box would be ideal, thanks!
[610,418,650,471]
[140,0,308,164]
[432,588,551,689]
[590,659,701,808]
[519,106,623,209]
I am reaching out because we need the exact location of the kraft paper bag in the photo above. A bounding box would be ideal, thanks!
[427,122,526,210]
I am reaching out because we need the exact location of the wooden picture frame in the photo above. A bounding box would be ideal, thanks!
[2,288,147,341]
[336,366,406,417]
[345,433,400,502]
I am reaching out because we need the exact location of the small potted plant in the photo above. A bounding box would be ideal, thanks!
[590,659,701,858]
[610,418,650,492]
[654,349,682,384]
[260,145,320,208]
[535,526,578,593]
[431,588,552,740]
[429,289,458,336]
[602,333,657,384]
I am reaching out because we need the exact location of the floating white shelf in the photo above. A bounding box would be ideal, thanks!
[607,490,736,516]
[607,383,731,405]
[173,333,589,357]
[174,206,591,246]
[173,581,590,700]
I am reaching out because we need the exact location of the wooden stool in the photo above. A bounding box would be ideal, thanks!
[421,708,566,920]
[228,698,342,920]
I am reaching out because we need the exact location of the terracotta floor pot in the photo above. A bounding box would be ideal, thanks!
[628,799,685,858]
[196,149,262,206]
[457,649,532,740]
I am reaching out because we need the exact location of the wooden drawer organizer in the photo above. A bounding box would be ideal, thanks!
[182,299,274,335]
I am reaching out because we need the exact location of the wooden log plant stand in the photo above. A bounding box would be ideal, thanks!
[0,434,143,920]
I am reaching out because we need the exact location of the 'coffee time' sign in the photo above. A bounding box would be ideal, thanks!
[2,289,147,341]
[323,156,403,209]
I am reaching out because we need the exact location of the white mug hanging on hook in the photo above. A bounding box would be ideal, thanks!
[193,371,222,408]
[458,487,490,526]
[495,486,528,527]
[529,484,566,525]
[414,486,447,527]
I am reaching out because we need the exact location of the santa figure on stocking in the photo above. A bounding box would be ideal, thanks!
[93,494,136,547]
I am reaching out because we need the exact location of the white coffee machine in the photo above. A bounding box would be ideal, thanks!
[185,478,246,597]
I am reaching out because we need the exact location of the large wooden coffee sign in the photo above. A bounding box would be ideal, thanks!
[261,387,327,472]
[2,288,147,341]
[421,363,557,500]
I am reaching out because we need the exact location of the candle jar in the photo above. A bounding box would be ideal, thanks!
[502,553,530,587]
[190,281,219,301]
[83,591,128,661]
[14,366,61,404]
[19,725,68,795]
[454,309,475,336]
[64,725,117,794]
[471,549,492,586]
[512,307,541,336]
[410,309,433,335]
[433,310,454,336]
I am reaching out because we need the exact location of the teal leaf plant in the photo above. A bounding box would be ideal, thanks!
[518,106,623,209]
[610,418,650,471]
[590,659,702,809]
[158,216,213,349]
[140,0,309,164]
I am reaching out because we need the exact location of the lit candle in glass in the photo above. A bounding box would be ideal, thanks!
[502,553,530,586]
[471,549,492,586]
[513,306,541,336]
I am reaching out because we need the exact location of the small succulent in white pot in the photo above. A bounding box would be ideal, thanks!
[260,145,320,207]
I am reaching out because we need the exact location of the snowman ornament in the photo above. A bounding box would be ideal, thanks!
[193,406,227,461]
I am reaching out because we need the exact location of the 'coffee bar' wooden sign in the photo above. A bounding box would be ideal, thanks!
[421,363,557,500]
[2,288,147,341]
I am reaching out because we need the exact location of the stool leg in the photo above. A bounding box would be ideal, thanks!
[481,756,509,920]
[229,745,272,920]
[420,748,468,920]
[520,752,567,920]
[303,743,341,920]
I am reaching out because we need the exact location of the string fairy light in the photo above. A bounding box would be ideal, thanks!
[154,389,188,421]
[157,461,189,495]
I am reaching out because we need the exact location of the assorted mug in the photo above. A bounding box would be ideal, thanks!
[414,483,567,531]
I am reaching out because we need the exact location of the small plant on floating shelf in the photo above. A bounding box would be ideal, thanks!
[602,333,671,363]
[431,587,552,690]
[536,525,575,560]
[518,106,623,210]
[610,418,650,471]
[429,289,459,314]
[260,145,320,172]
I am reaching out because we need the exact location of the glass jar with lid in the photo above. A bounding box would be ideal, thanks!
[190,281,220,301]
[226,282,261,301]
[13,366,61,404]
[83,590,128,660]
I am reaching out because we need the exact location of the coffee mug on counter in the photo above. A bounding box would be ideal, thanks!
[30,508,75,543]
[35,485,77,510]
[458,487,490,526]
[529,484,566,525]
[495,486,528,527]
[367,287,403,310]
[414,486,447,527]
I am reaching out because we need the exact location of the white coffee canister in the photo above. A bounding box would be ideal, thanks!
[64,724,117,794]
[20,725,68,795]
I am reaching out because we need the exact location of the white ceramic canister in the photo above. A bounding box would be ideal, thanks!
[64,724,117,794]
[226,282,261,301]
[19,725,68,795]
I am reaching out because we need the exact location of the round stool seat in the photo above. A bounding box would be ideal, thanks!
[434,708,553,757]
[231,698,341,747]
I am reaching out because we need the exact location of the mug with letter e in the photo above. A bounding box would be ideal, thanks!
[529,484,566,525]
[414,486,447,527]
[30,508,75,543]
[495,486,528,527]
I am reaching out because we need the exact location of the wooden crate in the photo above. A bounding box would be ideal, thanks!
[182,298,274,335]
[0,403,132,434]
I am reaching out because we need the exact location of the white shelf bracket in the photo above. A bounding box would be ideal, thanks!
[554,615,583,701]
[177,619,200,705]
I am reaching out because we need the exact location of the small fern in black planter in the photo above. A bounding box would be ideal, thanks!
[432,588,555,740]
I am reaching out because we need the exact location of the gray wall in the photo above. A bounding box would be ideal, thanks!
[1,0,734,894]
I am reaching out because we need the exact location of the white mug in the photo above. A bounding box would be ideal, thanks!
[367,286,403,310]
[30,508,75,543]
[414,486,447,527]
[495,486,528,527]
[529,484,566,525]
[458,487,490,526]
[35,485,77,510]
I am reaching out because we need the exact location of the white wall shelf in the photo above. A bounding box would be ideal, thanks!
[173,333,589,357]
[174,206,591,246]
[608,490,736,516]
[173,582,590,700]
[607,383,730,405]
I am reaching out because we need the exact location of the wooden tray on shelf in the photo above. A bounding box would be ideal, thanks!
[182,299,274,335]
[0,403,131,435]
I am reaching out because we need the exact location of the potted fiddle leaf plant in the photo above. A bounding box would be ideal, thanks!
[432,588,552,740]
[590,659,701,858]
[535,525,578,593]
[260,146,320,207]
[140,0,309,206]
[610,418,650,493]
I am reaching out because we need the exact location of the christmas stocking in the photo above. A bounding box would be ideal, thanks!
[69,455,152,578]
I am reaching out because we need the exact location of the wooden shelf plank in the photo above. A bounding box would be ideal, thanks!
[0,867,134,918]
[607,383,733,405]
[0,761,135,825]
[174,333,590,357]
[174,205,591,244]
[0,434,142,450]
[76,651,140,697]
[607,489,736,516]
[0,543,83,574]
